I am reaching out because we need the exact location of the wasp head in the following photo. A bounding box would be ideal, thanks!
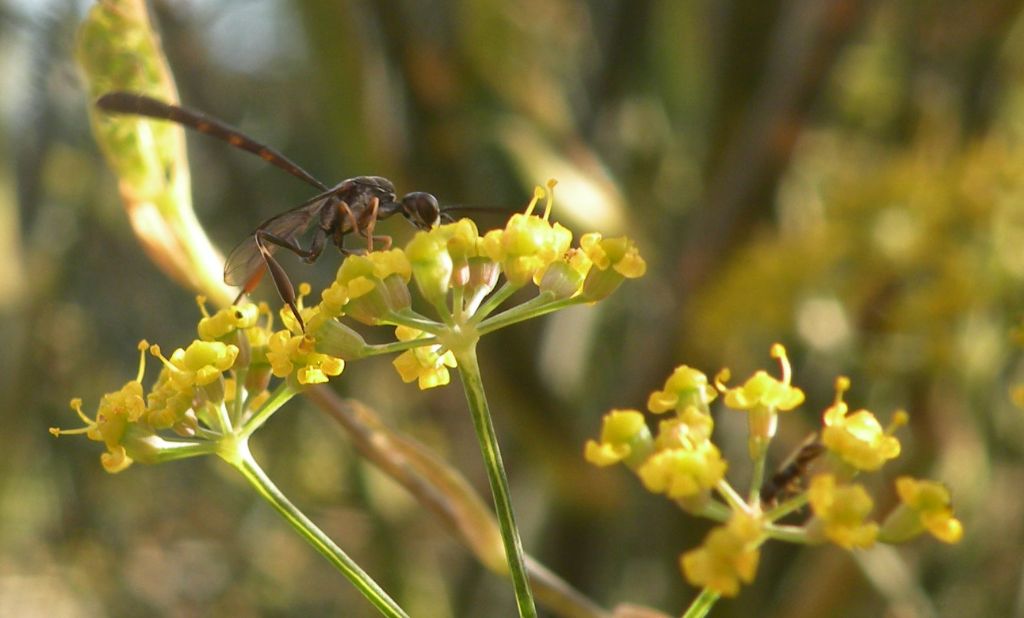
[400,192,440,230]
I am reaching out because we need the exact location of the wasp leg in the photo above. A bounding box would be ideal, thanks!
[249,232,318,331]
[363,196,380,252]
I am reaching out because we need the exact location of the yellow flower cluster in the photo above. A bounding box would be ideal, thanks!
[585,344,963,599]
[51,304,279,472]
[586,365,725,502]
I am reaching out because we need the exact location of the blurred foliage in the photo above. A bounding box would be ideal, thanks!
[4,0,1024,616]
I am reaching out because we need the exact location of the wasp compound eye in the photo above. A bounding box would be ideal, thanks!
[401,192,440,230]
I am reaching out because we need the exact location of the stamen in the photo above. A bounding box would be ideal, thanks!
[886,410,909,435]
[714,368,731,391]
[833,376,851,404]
[770,343,791,384]
[523,186,546,217]
[135,340,150,383]
[195,296,210,318]
[542,178,558,220]
[69,398,93,425]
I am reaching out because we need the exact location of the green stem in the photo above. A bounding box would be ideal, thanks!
[470,281,521,324]
[230,367,248,425]
[692,498,732,522]
[224,439,409,618]
[477,294,582,336]
[715,480,752,515]
[765,493,809,522]
[763,523,812,544]
[363,336,442,357]
[238,381,298,439]
[681,588,720,618]
[454,345,537,617]
[748,444,767,506]
[384,309,446,335]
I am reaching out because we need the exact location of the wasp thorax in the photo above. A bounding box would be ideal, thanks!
[400,192,440,230]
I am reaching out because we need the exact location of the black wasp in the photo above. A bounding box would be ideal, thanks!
[96,92,449,330]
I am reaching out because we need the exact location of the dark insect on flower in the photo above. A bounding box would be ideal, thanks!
[761,433,825,506]
[95,92,459,330]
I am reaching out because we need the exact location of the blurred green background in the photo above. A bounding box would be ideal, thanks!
[3,0,1024,616]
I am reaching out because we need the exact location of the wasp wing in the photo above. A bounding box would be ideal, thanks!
[224,192,335,289]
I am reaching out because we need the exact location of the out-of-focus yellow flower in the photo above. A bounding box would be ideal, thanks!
[807,474,878,549]
[647,365,717,414]
[584,409,652,467]
[578,233,646,301]
[638,440,727,499]
[880,477,963,544]
[680,512,762,597]
[653,411,714,450]
[266,330,344,385]
[391,325,457,389]
[821,377,902,471]
[721,344,804,413]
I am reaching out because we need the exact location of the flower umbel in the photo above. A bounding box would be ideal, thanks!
[585,346,962,607]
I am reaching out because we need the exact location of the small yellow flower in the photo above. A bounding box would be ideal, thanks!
[637,440,727,499]
[681,512,762,597]
[653,410,714,450]
[391,325,457,389]
[647,365,717,414]
[577,233,646,300]
[196,296,259,341]
[149,340,238,389]
[482,181,573,287]
[821,377,902,471]
[334,250,413,324]
[266,330,344,385]
[145,368,196,431]
[538,248,592,299]
[50,342,151,473]
[584,409,652,467]
[318,280,351,320]
[721,344,805,412]
[879,477,963,544]
[807,474,878,549]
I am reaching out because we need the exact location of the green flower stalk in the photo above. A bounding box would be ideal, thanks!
[584,345,963,616]
[77,0,233,305]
